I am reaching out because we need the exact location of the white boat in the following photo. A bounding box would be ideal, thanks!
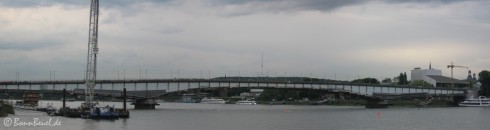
[200,98,225,104]
[458,96,490,107]
[236,100,257,105]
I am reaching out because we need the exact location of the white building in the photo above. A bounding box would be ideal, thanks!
[411,66,442,81]
[410,63,469,88]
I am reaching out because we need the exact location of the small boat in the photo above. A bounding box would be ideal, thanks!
[459,96,490,107]
[200,97,225,104]
[181,97,198,103]
[236,100,257,105]
[84,105,120,119]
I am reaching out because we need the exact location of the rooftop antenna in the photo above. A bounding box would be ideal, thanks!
[429,61,432,69]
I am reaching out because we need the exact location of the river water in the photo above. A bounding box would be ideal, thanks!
[1,101,490,130]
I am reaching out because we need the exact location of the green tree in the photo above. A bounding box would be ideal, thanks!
[258,89,280,101]
[404,72,409,85]
[478,70,490,96]
[410,80,433,87]
[381,78,392,84]
[397,73,403,85]
[351,78,380,84]
[397,72,408,85]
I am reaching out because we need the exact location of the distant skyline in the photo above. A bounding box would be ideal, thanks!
[0,0,489,81]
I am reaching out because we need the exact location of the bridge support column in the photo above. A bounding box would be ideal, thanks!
[123,88,127,111]
[62,89,66,116]
[131,98,159,109]
[219,88,228,97]
[120,88,130,118]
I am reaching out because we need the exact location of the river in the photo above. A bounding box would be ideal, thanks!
[1,101,490,130]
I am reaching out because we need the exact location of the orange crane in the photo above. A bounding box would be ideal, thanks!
[447,62,468,87]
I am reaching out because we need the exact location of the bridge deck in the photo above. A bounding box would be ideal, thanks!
[0,79,466,97]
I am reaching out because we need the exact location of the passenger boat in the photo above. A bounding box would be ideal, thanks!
[200,98,225,104]
[236,100,257,105]
[458,96,490,107]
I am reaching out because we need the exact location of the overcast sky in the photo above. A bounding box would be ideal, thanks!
[0,0,489,81]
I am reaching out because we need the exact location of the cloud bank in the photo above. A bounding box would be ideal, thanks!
[0,0,489,81]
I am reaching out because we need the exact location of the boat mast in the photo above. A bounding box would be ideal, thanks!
[85,0,99,110]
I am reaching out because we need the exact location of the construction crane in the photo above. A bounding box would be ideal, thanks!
[447,62,468,87]
[447,62,469,79]
[84,0,99,111]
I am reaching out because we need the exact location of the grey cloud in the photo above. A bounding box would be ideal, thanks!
[0,41,60,51]
[0,0,171,8]
[206,0,469,17]
[0,0,86,7]
[385,0,462,4]
[214,0,466,10]
[0,0,462,10]
[208,0,368,16]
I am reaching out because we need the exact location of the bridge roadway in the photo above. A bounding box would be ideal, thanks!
[0,79,466,97]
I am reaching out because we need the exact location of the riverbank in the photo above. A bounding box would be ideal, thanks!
[258,99,456,107]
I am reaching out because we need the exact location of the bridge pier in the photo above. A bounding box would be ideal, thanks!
[131,98,159,109]
[219,88,229,97]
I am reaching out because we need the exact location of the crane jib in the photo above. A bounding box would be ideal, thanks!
[85,0,99,110]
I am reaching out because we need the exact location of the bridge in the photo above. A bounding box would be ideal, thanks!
[0,79,466,98]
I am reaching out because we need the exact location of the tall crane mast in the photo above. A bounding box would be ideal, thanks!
[85,0,99,110]
[447,62,468,87]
